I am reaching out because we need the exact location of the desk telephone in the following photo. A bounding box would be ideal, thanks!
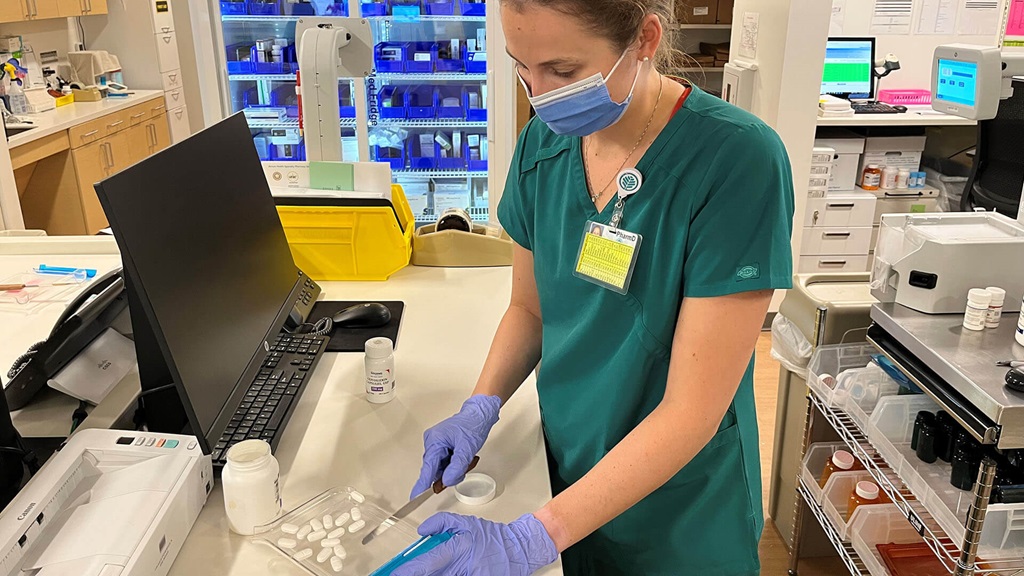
[5,269,129,411]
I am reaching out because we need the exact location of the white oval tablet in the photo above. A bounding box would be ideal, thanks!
[321,538,341,548]
[350,490,365,503]
[323,515,334,529]
[310,518,324,532]
[277,538,297,549]
[296,525,312,540]
[317,548,333,563]
[281,523,300,535]
[327,527,345,539]
[334,544,347,560]
[293,548,313,560]
[334,512,350,527]
[307,530,326,542]
[350,507,361,522]
[331,556,344,573]
[348,519,366,533]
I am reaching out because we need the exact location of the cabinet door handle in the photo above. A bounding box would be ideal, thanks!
[86,0,91,12]
[130,112,146,120]
[31,0,37,16]
[823,232,852,238]
[81,129,99,138]
[100,143,110,170]
[826,203,856,209]
[819,260,849,267]
[148,124,156,148]
[152,104,166,113]
[107,120,124,129]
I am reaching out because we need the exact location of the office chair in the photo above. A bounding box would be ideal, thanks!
[961,79,1024,215]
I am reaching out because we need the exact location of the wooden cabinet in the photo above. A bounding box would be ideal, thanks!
[0,0,31,22]
[127,113,169,165]
[57,0,104,16]
[2,0,104,21]
[72,131,131,232]
[31,0,60,19]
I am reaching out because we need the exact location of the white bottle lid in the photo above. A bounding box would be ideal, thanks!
[867,164,880,169]
[968,289,993,307]
[986,287,1006,306]
[832,450,856,470]
[897,168,910,175]
[365,337,394,359]
[855,481,880,500]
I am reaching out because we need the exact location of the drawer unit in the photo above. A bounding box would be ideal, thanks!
[168,105,190,144]
[873,196,940,223]
[805,193,877,228]
[164,88,184,110]
[801,227,874,256]
[150,0,173,33]
[799,255,872,274]
[68,108,130,147]
[161,69,182,92]
[155,31,180,73]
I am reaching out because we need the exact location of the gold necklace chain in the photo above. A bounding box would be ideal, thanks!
[584,76,665,204]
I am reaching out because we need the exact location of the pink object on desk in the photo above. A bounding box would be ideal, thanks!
[878,89,932,106]
[1008,0,1024,37]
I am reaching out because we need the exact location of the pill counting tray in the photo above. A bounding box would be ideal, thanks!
[253,487,419,575]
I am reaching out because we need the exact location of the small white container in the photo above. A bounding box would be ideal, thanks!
[365,337,396,404]
[985,286,1006,329]
[222,440,283,535]
[1017,301,1024,347]
[895,169,910,189]
[964,289,993,332]
[880,166,899,190]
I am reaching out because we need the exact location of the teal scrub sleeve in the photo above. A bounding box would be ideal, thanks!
[682,124,795,298]
[497,122,534,251]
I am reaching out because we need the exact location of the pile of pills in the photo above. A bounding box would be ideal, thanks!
[277,493,368,573]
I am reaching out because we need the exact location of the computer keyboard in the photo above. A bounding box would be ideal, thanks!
[852,101,899,114]
[211,333,328,465]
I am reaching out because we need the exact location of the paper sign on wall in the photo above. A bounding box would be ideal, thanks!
[739,12,759,60]
[871,0,913,34]
[830,0,847,35]
[957,0,1001,36]
[916,0,956,34]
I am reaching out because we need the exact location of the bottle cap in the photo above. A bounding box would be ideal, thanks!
[832,450,856,470]
[986,287,1006,306]
[365,337,394,359]
[867,164,880,169]
[968,289,993,307]
[856,481,880,500]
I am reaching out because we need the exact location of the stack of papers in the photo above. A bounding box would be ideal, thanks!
[819,94,854,118]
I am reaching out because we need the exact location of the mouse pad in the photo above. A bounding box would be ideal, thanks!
[307,301,405,353]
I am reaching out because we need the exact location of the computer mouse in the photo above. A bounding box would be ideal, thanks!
[332,303,392,328]
[893,105,908,113]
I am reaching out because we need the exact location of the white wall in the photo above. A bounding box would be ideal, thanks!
[729,0,831,311]
[833,0,1007,90]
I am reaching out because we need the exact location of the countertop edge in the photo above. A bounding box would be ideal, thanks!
[8,91,165,148]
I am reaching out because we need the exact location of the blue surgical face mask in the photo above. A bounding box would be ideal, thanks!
[518,49,644,137]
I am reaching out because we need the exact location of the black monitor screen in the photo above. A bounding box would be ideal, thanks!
[95,113,298,437]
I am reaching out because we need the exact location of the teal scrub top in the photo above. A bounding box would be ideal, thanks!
[498,85,795,576]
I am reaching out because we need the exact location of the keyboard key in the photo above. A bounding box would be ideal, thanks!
[267,397,295,430]
[238,426,251,434]
[256,418,270,427]
[232,433,248,443]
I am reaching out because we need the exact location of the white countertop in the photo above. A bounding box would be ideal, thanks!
[7,90,164,148]
[817,106,976,127]
[0,237,562,574]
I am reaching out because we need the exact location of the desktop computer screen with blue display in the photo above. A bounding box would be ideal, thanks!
[936,59,978,107]
[821,38,875,99]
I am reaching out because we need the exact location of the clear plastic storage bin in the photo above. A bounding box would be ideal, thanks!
[835,363,903,431]
[801,442,849,505]
[807,343,878,409]
[849,505,925,576]
[254,487,419,575]
[821,470,881,540]
[865,394,940,490]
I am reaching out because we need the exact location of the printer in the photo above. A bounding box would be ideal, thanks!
[0,429,212,576]
[871,212,1024,314]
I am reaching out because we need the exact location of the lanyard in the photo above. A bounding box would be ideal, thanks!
[609,168,642,228]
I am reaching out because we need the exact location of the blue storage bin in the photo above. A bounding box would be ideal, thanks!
[407,136,437,170]
[328,2,348,15]
[227,43,253,74]
[253,134,271,161]
[391,0,421,17]
[434,41,465,72]
[375,42,407,73]
[270,141,305,161]
[360,0,387,16]
[463,87,486,121]
[270,85,299,117]
[435,86,464,118]
[465,136,487,171]
[423,0,454,14]
[375,146,405,170]
[405,42,435,73]
[242,86,262,108]
[247,0,280,14]
[465,51,486,74]
[220,1,247,14]
[460,0,484,15]
[280,0,314,15]
[340,84,356,119]
[378,86,407,119]
[435,144,465,170]
[405,86,435,118]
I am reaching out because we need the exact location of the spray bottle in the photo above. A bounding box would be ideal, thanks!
[4,62,28,115]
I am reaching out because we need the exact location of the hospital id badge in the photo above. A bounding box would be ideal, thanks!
[574,221,642,294]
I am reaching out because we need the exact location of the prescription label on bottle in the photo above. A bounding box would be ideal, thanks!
[366,368,394,395]
[574,221,642,295]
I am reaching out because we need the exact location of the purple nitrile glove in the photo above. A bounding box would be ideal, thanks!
[410,395,501,499]
[391,513,558,576]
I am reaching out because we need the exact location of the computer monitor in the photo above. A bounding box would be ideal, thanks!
[822,37,875,100]
[95,113,308,454]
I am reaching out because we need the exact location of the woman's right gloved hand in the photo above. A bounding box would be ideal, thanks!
[410,395,501,499]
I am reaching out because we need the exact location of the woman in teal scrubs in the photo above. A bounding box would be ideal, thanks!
[395,1,794,574]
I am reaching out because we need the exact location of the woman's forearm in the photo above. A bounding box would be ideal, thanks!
[472,304,543,405]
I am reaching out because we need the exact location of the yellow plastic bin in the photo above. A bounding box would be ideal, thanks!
[276,184,414,281]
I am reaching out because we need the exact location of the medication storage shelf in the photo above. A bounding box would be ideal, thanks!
[797,479,869,576]
[394,169,486,178]
[804,391,1024,575]
[229,74,297,82]
[375,72,487,81]
[245,118,358,129]
[380,119,487,128]
[221,15,485,23]
[221,15,301,22]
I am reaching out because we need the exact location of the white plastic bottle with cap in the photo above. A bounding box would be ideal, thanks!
[985,287,1006,329]
[222,439,282,535]
[365,337,396,404]
[1017,296,1024,347]
[964,289,993,332]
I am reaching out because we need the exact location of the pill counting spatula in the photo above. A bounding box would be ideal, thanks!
[361,456,479,546]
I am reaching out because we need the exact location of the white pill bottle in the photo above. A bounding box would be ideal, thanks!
[365,337,396,404]
[222,440,282,535]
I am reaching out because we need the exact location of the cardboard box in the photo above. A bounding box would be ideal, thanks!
[717,0,734,24]
[700,42,730,59]
[676,0,719,25]
[815,130,866,192]
[857,136,927,188]
[687,53,716,67]
[714,59,728,68]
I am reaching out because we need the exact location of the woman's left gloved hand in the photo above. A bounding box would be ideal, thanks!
[391,512,558,576]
